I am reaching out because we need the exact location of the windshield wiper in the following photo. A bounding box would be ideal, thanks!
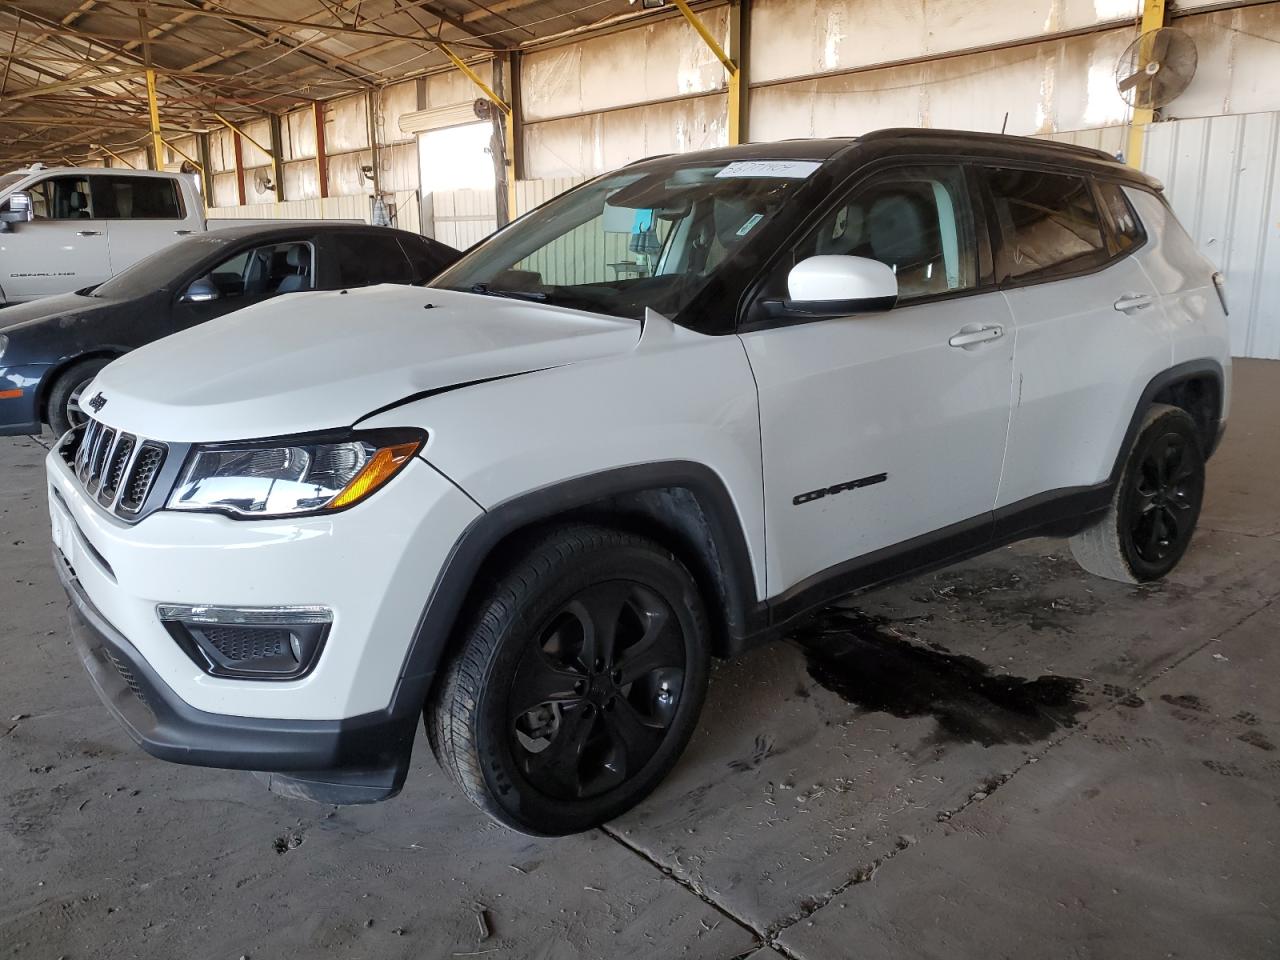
[468,282,548,303]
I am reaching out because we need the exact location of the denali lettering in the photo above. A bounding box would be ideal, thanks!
[793,472,888,505]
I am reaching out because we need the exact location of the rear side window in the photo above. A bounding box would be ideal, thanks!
[1095,180,1146,255]
[401,236,459,282]
[984,168,1108,283]
[92,176,185,219]
[331,232,417,287]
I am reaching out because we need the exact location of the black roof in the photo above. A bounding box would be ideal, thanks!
[630,128,1159,190]
[200,221,433,243]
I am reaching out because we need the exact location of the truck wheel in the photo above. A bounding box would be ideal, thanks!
[1069,403,1205,583]
[47,358,109,436]
[428,524,711,836]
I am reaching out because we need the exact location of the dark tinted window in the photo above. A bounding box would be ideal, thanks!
[27,176,93,219]
[1095,180,1145,255]
[332,232,416,287]
[761,164,977,305]
[400,236,458,282]
[985,168,1107,283]
[92,176,184,219]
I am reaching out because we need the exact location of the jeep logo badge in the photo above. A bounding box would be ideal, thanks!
[87,392,108,413]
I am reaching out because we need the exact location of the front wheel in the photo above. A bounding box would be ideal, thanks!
[46,358,110,436]
[428,524,711,835]
[1069,403,1205,583]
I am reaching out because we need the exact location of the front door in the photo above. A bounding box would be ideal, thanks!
[739,163,1015,601]
[0,174,109,301]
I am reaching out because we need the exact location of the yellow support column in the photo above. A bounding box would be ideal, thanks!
[145,68,164,170]
[1126,0,1167,169]
[670,0,742,145]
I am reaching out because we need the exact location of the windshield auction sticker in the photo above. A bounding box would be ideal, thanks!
[716,160,822,179]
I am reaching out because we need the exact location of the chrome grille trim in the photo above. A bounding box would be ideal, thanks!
[67,417,170,520]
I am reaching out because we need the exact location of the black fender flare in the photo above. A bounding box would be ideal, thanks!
[1108,357,1225,485]
[382,460,764,720]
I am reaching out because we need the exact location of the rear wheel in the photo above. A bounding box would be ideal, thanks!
[46,358,109,436]
[428,524,710,835]
[1069,403,1205,583]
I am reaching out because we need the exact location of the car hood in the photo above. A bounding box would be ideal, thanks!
[0,292,109,334]
[86,285,641,442]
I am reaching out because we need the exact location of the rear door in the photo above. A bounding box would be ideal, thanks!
[1,174,109,300]
[94,175,197,274]
[740,162,1015,600]
[984,165,1171,516]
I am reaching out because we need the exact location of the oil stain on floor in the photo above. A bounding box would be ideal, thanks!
[792,607,1087,746]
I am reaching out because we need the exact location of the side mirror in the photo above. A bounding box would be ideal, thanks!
[779,255,898,317]
[181,275,221,303]
[0,191,33,225]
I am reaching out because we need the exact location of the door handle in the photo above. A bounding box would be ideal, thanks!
[948,325,1004,348]
[1114,293,1154,313]
[174,229,192,235]
[76,230,101,237]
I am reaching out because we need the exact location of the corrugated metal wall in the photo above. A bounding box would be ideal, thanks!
[206,190,423,234]
[1141,111,1280,359]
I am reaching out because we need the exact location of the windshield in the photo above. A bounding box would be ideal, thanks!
[91,234,235,299]
[431,158,821,320]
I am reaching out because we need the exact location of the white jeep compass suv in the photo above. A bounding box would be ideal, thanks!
[47,130,1230,835]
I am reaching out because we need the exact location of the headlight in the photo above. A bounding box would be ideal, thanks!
[167,429,424,518]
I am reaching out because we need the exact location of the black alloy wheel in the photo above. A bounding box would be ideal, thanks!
[428,524,711,835]
[508,580,686,801]
[1124,428,1203,566]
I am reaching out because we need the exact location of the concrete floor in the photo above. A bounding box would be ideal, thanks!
[2,360,1278,960]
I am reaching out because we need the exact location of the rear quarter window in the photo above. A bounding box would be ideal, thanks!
[1094,179,1147,255]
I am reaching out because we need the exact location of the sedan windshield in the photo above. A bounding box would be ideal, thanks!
[431,158,822,321]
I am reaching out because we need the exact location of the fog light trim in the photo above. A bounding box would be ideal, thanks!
[158,604,331,681]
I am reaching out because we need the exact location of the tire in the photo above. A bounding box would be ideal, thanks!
[428,524,711,836]
[46,358,110,436]
[1069,403,1205,583]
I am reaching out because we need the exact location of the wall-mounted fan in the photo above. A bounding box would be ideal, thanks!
[253,168,275,193]
[1115,28,1197,109]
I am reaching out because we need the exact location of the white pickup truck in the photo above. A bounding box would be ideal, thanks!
[0,164,264,304]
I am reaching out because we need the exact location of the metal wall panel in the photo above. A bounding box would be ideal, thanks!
[749,0,1142,84]
[1142,111,1280,359]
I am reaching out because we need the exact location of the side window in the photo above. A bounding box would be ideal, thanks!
[767,164,978,304]
[1095,180,1146,255]
[332,233,416,287]
[92,176,184,219]
[984,168,1108,283]
[27,176,93,220]
[198,242,313,300]
[401,237,458,282]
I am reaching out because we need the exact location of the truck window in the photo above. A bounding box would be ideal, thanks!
[983,168,1108,283]
[92,176,185,220]
[27,176,93,220]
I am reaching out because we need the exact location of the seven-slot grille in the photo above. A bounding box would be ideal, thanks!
[72,417,168,518]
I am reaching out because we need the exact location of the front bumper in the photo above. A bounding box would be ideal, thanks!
[0,362,48,435]
[58,548,417,802]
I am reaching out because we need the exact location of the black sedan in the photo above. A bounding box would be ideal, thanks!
[0,222,458,435]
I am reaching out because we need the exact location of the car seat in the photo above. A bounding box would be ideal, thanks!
[275,245,310,293]
[867,192,946,297]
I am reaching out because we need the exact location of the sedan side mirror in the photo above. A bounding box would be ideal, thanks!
[0,190,33,226]
[784,255,898,315]
[181,275,221,303]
